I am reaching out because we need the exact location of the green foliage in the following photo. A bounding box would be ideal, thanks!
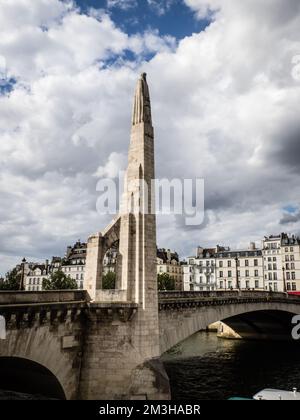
[0,268,21,291]
[102,271,116,290]
[158,273,175,291]
[42,270,77,290]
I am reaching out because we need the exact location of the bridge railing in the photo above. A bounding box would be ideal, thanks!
[158,290,300,302]
[0,290,89,306]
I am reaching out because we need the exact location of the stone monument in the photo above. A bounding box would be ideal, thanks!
[80,74,169,400]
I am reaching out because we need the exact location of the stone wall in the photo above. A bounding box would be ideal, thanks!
[79,303,169,400]
[0,310,83,399]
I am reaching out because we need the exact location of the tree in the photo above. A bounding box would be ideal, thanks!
[0,268,21,291]
[158,273,175,291]
[102,271,116,290]
[42,270,77,290]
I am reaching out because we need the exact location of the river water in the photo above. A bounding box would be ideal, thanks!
[162,331,300,400]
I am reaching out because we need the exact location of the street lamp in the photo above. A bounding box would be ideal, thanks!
[235,255,240,290]
[224,278,227,292]
[282,267,287,293]
[20,258,26,291]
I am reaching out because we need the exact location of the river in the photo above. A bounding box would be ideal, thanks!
[162,331,300,400]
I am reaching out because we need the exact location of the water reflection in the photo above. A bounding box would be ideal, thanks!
[163,332,300,400]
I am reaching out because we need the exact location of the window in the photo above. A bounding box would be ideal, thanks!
[291,263,295,270]
[291,247,294,252]
[220,281,224,289]
[246,270,249,278]
[228,281,232,289]
[273,264,277,270]
[255,281,259,289]
[273,273,277,281]
[228,261,232,268]
[268,257,272,262]
[287,283,291,291]
[228,271,232,277]
[286,263,290,270]
[268,273,272,281]
[219,261,223,268]
[246,281,250,289]
[255,270,259,277]
[292,283,297,291]
[273,257,277,262]
[245,260,249,267]
[287,272,291,280]
[219,271,223,278]
[291,255,295,261]
[285,255,289,261]
[268,264,272,270]
[254,259,258,267]
[76,274,79,280]
[292,272,296,280]
[285,247,289,252]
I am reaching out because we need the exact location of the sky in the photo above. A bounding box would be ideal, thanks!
[0,0,300,275]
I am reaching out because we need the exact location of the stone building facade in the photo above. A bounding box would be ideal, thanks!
[184,244,264,291]
[157,248,183,290]
[61,241,87,289]
[183,247,218,291]
[25,257,62,291]
[215,245,264,291]
[263,233,300,292]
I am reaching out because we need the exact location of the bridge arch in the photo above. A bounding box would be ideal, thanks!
[159,301,300,353]
[0,357,66,399]
[0,316,82,400]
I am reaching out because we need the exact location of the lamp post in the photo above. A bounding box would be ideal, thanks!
[224,278,227,292]
[20,258,26,291]
[282,266,287,293]
[235,255,240,290]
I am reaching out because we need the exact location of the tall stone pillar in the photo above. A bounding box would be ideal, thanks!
[118,73,160,359]
[80,74,169,400]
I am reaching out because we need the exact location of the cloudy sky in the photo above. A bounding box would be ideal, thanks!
[1,0,300,275]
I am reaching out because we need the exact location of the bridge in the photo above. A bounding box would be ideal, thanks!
[2,75,300,400]
[0,290,300,399]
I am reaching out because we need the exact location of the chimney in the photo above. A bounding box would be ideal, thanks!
[197,247,204,258]
[249,242,256,251]
[167,249,171,262]
[66,246,72,258]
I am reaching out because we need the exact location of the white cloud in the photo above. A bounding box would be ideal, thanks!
[107,0,137,10]
[94,152,127,178]
[147,0,176,16]
[1,0,300,274]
